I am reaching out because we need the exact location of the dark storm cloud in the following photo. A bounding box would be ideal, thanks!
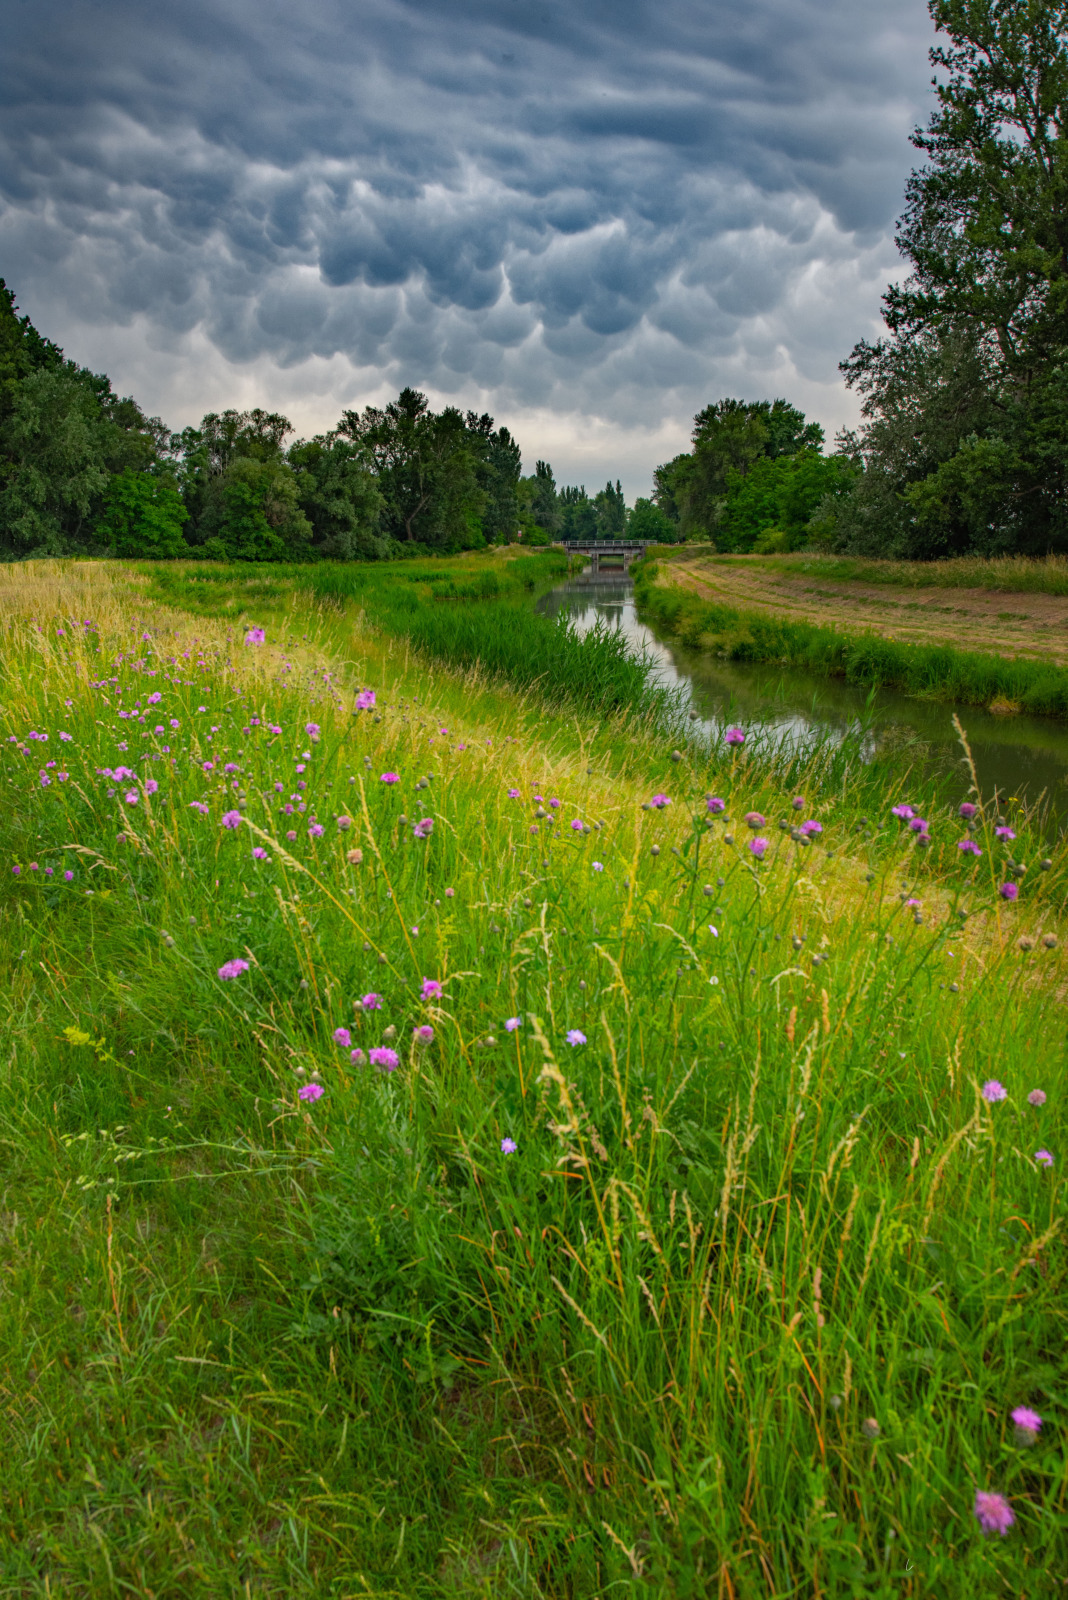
[0,0,935,471]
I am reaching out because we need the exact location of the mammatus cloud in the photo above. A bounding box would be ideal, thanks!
[0,0,935,492]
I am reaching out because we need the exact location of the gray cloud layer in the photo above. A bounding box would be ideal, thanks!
[0,0,935,490]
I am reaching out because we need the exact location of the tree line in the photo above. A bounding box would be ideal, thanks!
[4,0,1066,564]
[0,302,672,561]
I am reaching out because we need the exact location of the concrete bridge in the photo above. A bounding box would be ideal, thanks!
[561,539,656,572]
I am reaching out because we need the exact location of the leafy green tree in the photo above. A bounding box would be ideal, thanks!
[653,400,824,541]
[0,280,63,429]
[196,457,312,562]
[465,413,521,543]
[628,497,676,543]
[338,389,485,549]
[718,452,858,553]
[593,479,626,537]
[288,436,385,558]
[838,0,1068,555]
[95,469,189,558]
[559,485,598,541]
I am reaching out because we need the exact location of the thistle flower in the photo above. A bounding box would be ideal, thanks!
[707,797,726,814]
[1011,1406,1042,1442]
[222,809,242,829]
[973,1490,1014,1536]
[305,722,320,741]
[507,788,521,798]
[244,627,265,645]
[982,1079,1007,1103]
[959,801,977,818]
[505,1017,521,1031]
[650,794,671,809]
[744,811,765,828]
[725,726,745,746]
[413,817,434,838]
[1034,1149,1054,1166]
[355,689,376,710]
[308,822,324,838]
[891,804,915,820]
[749,837,768,859]
[1028,1089,1047,1107]
[421,978,442,999]
[995,825,1016,840]
[252,847,269,860]
[570,818,583,832]
[369,1046,400,1072]
[592,861,603,871]
[217,958,249,980]
[799,820,822,837]
[1000,882,1019,901]
[413,1025,434,1043]
[298,1082,324,1103]
[958,839,982,856]
[333,1027,352,1048]
[380,772,399,784]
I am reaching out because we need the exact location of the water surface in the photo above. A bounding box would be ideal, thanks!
[539,573,1068,827]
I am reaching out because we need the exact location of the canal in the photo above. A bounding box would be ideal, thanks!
[538,571,1068,826]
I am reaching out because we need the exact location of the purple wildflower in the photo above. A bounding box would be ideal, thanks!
[333,1027,352,1048]
[799,820,822,837]
[217,958,250,980]
[1028,1089,1047,1107]
[570,818,584,832]
[1035,1149,1054,1166]
[380,772,399,784]
[973,1490,1014,1536]
[707,797,726,814]
[64,870,73,881]
[305,722,320,741]
[995,825,1016,840]
[244,627,265,645]
[350,1048,365,1063]
[1000,882,1019,901]
[725,726,745,746]
[505,1017,521,1031]
[891,804,915,820]
[369,1046,400,1072]
[298,1082,324,1103]
[124,791,138,805]
[791,796,804,810]
[252,847,269,860]
[414,1024,434,1043]
[421,978,442,1000]
[222,809,242,829]
[958,839,982,856]
[749,837,768,860]
[308,822,324,838]
[360,992,382,1010]
[413,817,434,838]
[566,1029,587,1046]
[507,787,521,798]
[286,829,297,841]
[908,817,929,834]
[500,1137,517,1155]
[355,689,376,710]
[592,861,604,871]
[650,793,671,809]
[982,1079,1007,1103]
[1011,1406,1042,1442]
[11,866,20,877]
[744,811,765,828]
[959,801,977,818]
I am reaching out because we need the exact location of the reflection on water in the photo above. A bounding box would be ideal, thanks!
[538,573,1068,826]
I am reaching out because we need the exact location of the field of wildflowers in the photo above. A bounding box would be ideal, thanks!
[1,557,1065,1596]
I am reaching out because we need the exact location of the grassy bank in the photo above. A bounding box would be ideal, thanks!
[141,550,670,724]
[762,552,1068,595]
[1,560,1066,1595]
[636,558,1068,719]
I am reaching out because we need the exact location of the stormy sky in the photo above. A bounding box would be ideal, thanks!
[0,0,935,494]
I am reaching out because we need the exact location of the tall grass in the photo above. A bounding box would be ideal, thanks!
[637,560,1068,719]
[753,551,1068,594]
[0,562,1064,1594]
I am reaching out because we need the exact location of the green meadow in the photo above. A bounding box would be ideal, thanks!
[1,553,1065,1597]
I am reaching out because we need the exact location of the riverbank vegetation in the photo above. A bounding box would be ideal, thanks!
[0,558,1064,1594]
[635,556,1068,719]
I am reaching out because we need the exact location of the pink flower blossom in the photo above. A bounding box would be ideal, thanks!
[244,627,266,645]
[421,978,442,1000]
[507,787,521,798]
[222,809,242,829]
[649,793,670,809]
[1000,882,1019,901]
[1035,1149,1054,1166]
[505,1017,521,1031]
[958,839,982,856]
[333,1027,352,1048]
[380,772,399,784]
[891,803,915,820]
[749,837,768,859]
[308,822,324,838]
[959,801,977,818]
[566,1029,586,1046]
[973,1490,1014,1536]
[744,811,765,828]
[413,817,434,838]
[360,992,382,1010]
[305,722,320,741]
[995,825,1016,840]
[413,1024,434,1043]
[298,1082,324,1103]
[982,1079,1007,1103]
[369,1046,400,1072]
[217,958,250,980]
[725,726,745,746]
[799,820,822,837]
[500,1137,517,1155]
[707,797,726,814]
[1011,1406,1042,1442]
[355,689,376,710]
[1028,1089,1047,1107]
[252,847,269,860]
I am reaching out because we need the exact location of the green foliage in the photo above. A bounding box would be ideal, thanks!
[592,478,626,536]
[94,469,189,559]
[287,435,385,559]
[653,397,826,543]
[837,0,1068,557]
[718,450,858,553]
[627,495,676,543]
[196,457,312,562]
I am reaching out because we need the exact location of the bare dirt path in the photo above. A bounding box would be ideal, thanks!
[660,553,1068,664]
